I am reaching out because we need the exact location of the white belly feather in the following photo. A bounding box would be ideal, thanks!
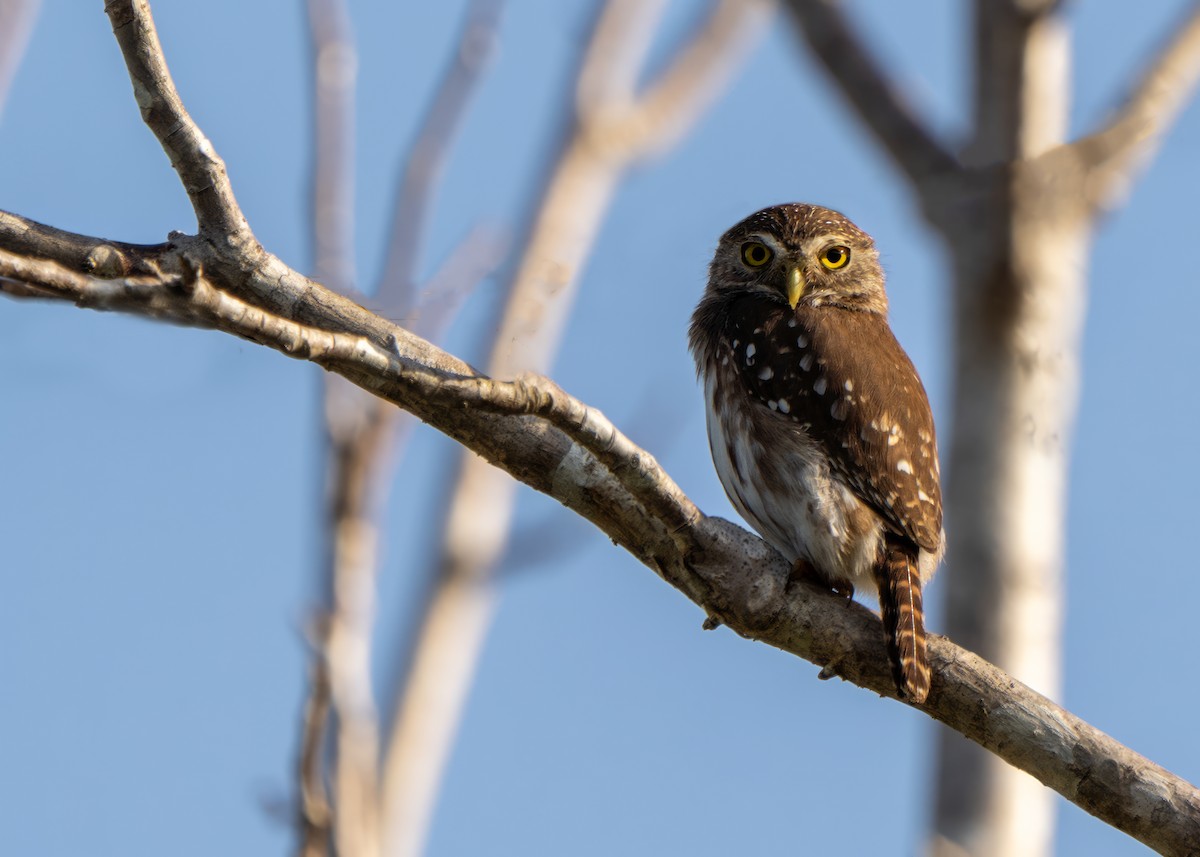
[703,370,885,597]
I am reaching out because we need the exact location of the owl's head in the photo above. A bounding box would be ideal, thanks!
[706,203,887,314]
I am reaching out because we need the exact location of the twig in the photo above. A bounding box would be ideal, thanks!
[103,0,251,240]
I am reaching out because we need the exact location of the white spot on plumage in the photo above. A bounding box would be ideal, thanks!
[814,377,828,395]
[778,399,791,414]
[797,334,809,348]
[918,490,932,503]
[844,380,853,392]
[800,354,814,372]
[897,459,913,474]
[768,400,778,411]
[745,343,756,360]
[787,318,798,328]
[758,366,774,381]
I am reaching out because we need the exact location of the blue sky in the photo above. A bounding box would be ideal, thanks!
[2,2,1198,855]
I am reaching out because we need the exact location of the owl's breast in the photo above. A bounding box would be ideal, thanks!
[701,357,885,594]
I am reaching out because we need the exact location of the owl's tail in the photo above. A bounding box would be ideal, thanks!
[875,541,931,704]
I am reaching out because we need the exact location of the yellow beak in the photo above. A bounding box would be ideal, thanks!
[787,266,805,309]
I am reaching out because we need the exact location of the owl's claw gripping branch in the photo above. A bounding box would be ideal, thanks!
[690,203,944,708]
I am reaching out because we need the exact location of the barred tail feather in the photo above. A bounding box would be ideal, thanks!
[874,541,931,703]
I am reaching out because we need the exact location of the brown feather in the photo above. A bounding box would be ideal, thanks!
[689,203,944,699]
[874,538,931,703]
[721,297,942,552]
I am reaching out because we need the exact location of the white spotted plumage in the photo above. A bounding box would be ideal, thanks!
[689,203,944,702]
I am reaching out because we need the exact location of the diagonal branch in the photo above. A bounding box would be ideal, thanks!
[780,0,960,184]
[1073,3,1200,208]
[103,0,251,240]
[2,234,1199,854]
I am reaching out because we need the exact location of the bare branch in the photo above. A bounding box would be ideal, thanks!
[1075,3,1200,208]
[377,0,503,308]
[780,0,960,183]
[0,0,39,120]
[3,232,1200,851]
[103,0,251,239]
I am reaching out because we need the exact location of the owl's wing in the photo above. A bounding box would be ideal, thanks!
[726,300,943,552]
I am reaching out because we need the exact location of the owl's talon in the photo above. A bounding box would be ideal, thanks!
[817,663,840,681]
[702,614,722,631]
[788,559,854,602]
[787,558,818,590]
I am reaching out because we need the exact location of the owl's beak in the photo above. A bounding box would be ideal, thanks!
[787,267,805,309]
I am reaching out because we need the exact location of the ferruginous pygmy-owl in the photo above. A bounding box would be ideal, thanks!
[689,203,943,703]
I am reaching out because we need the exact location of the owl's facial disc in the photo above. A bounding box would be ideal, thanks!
[787,266,805,309]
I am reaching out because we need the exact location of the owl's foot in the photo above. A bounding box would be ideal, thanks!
[787,558,818,591]
[787,559,854,602]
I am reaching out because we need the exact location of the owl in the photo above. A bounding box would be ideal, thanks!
[689,203,943,703]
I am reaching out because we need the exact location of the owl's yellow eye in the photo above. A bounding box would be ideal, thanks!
[741,241,773,268]
[819,245,850,270]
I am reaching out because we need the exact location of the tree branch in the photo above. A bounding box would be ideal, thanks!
[103,0,252,240]
[3,232,1199,853]
[1074,3,1200,208]
[780,0,960,184]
